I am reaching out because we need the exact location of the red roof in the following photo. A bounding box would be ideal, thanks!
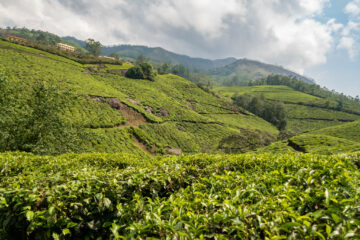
[7,35,27,41]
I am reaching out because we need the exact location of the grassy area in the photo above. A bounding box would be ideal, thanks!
[288,134,360,154]
[214,85,360,134]
[286,104,360,121]
[1,39,278,155]
[1,151,359,239]
[312,121,360,143]
[215,85,326,104]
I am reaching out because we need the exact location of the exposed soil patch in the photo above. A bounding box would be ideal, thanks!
[126,98,139,105]
[87,95,147,127]
[165,148,183,155]
[145,106,154,114]
[158,108,169,117]
[132,137,151,154]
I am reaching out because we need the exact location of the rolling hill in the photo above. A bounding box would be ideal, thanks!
[1,29,315,85]
[63,36,314,85]
[0,38,278,156]
[1,29,360,240]
[209,59,315,85]
[63,36,237,71]
[215,85,360,134]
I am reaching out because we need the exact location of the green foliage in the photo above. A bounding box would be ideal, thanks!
[135,54,149,65]
[139,62,156,81]
[0,70,87,155]
[0,27,67,47]
[216,85,360,134]
[125,63,156,81]
[0,152,359,238]
[125,65,144,79]
[250,75,360,114]
[218,129,275,153]
[0,38,122,65]
[85,38,102,57]
[313,121,360,143]
[0,39,278,155]
[108,52,120,60]
[232,93,288,130]
[288,134,360,154]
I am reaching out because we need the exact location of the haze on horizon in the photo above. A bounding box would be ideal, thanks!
[0,0,359,96]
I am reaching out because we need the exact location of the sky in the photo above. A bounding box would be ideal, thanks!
[0,0,359,97]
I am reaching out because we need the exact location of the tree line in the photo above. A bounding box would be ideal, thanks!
[232,93,287,130]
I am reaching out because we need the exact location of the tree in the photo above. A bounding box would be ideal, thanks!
[157,63,169,74]
[85,38,102,56]
[232,93,287,130]
[139,62,156,81]
[136,55,149,65]
[109,52,120,60]
[336,100,343,111]
[126,63,157,81]
[125,66,144,79]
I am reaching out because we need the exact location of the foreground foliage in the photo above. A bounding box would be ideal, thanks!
[0,69,87,155]
[0,152,359,239]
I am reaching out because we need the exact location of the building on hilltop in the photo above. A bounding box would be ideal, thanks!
[7,35,27,43]
[56,43,75,52]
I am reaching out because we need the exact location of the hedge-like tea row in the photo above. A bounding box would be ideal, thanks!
[0,152,359,239]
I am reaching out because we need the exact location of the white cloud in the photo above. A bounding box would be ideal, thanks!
[0,0,336,74]
[338,1,360,59]
[345,0,360,16]
[337,36,357,59]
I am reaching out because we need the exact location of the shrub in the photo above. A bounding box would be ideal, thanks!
[125,66,145,79]
[126,63,157,81]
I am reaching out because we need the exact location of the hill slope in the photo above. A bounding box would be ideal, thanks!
[209,59,315,85]
[215,85,360,134]
[263,121,360,155]
[0,39,278,156]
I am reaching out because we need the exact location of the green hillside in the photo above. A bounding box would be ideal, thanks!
[215,85,360,134]
[257,120,360,155]
[0,28,86,52]
[1,29,360,240]
[209,59,314,85]
[0,39,278,156]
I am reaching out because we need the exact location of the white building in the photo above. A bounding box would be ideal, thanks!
[56,43,75,52]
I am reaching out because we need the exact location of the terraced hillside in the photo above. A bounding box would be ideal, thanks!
[0,39,278,155]
[257,120,360,155]
[215,85,360,133]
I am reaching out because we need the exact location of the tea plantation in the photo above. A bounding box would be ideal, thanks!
[1,37,360,240]
[215,85,360,133]
[1,152,359,239]
[0,39,278,156]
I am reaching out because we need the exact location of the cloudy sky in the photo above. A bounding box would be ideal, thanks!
[0,0,359,96]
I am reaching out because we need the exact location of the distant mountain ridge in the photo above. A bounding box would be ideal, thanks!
[62,36,314,84]
[62,36,236,71]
